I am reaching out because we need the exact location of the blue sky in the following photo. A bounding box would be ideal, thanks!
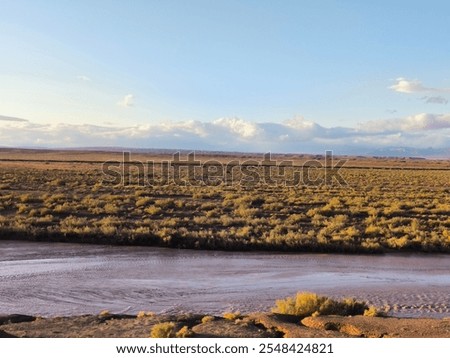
[1,0,450,153]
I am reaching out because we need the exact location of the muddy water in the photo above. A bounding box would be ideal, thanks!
[0,240,449,318]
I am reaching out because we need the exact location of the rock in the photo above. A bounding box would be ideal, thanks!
[191,318,278,338]
[246,313,348,338]
[0,315,36,325]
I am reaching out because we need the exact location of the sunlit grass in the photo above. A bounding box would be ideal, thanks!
[0,161,449,253]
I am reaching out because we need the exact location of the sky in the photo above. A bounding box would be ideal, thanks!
[1,0,450,154]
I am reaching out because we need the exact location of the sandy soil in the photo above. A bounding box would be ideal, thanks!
[1,312,449,338]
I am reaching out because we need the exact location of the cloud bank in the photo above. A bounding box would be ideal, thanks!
[1,114,450,154]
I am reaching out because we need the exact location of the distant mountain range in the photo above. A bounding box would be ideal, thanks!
[1,145,449,159]
[365,147,450,159]
[63,146,450,159]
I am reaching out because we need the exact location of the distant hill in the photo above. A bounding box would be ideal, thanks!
[1,145,449,159]
[366,147,450,159]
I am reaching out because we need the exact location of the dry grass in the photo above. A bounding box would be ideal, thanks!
[0,150,449,253]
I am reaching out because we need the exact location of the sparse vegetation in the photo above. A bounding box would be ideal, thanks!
[0,150,449,253]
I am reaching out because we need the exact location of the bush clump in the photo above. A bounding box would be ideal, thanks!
[150,322,177,338]
[272,292,370,317]
[222,311,242,321]
[363,305,384,317]
[201,315,216,323]
[150,322,195,338]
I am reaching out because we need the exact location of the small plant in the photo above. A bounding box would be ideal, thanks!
[150,322,177,338]
[201,315,215,324]
[222,311,242,321]
[176,326,193,338]
[19,194,32,203]
[145,205,162,215]
[137,311,154,319]
[136,197,153,207]
[104,203,120,214]
[99,310,110,317]
[363,306,384,317]
[155,199,175,209]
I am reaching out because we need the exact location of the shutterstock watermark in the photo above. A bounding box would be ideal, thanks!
[101,151,348,187]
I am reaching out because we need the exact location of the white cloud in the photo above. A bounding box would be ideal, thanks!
[284,116,317,130]
[389,77,430,93]
[213,117,260,138]
[117,94,134,107]
[390,77,450,94]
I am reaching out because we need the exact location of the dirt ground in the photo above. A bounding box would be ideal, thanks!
[1,312,449,338]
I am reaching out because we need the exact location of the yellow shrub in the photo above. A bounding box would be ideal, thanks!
[222,311,242,321]
[201,315,215,324]
[137,311,154,319]
[150,322,177,338]
[272,292,368,317]
[176,326,193,338]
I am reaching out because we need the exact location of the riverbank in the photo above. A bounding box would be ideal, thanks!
[1,312,449,338]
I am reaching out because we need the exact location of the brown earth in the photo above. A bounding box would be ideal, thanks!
[1,148,449,170]
[1,312,449,338]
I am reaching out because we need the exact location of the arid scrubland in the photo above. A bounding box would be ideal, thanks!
[1,293,449,338]
[0,150,449,253]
